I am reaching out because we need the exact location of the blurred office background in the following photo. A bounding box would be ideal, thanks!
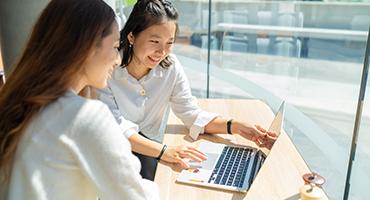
[1,0,369,199]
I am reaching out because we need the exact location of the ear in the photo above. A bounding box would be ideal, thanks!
[127,32,135,45]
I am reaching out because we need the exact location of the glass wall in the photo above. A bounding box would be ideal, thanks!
[117,0,370,198]
[206,1,369,199]
[349,34,370,200]
[171,0,210,98]
[169,1,370,199]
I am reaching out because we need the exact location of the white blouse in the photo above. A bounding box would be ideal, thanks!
[98,54,218,142]
[7,90,158,200]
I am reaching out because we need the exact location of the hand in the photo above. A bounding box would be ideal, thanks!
[255,125,278,150]
[161,145,208,169]
[231,120,277,149]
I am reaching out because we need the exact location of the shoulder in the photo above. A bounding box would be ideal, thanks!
[62,91,106,109]
[33,91,113,137]
[58,93,118,136]
[72,97,109,119]
[55,91,111,123]
[167,54,185,75]
[168,53,181,68]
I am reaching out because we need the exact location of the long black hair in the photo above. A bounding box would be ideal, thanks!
[120,0,179,68]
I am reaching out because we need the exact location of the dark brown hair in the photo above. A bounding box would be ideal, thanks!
[0,0,115,182]
[120,0,179,68]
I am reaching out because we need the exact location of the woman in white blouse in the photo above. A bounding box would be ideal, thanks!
[98,0,276,180]
[0,0,158,199]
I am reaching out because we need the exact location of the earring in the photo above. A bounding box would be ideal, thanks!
[129,43,133,48]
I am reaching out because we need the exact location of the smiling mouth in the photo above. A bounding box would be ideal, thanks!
[148,56,161,63]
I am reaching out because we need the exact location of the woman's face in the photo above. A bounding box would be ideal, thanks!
[128,20,176,69]
[83,22,121,89]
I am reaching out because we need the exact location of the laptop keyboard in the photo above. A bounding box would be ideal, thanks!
[207,146,266,189]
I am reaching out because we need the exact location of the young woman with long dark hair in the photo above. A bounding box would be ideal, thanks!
[98,0,276,181]
[0,0,158,199]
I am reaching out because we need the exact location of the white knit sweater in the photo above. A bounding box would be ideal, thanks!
[6,90,158,200]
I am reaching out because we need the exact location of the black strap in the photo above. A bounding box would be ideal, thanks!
[139,131,166,161]
[138,131,150,139]
[156,144,167,161]
[227,119,233,135]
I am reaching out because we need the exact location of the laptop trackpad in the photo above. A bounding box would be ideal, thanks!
[189,153,219,170]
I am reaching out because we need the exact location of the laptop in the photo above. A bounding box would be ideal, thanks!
[176,101,285,193]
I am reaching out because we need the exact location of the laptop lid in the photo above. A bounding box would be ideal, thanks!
[260,101,285,156]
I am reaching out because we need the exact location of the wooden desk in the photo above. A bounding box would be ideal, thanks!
[155,99,328,200]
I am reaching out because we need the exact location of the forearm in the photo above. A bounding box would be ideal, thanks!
[205,118,273,148]
[128,133,163,158]
[204,117,242,135]
[204,117,229,134]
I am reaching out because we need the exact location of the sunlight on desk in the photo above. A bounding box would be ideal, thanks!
[154,99,328,200]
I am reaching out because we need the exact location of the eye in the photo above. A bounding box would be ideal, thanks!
[167,41,174,45]
[150,40,159,43]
